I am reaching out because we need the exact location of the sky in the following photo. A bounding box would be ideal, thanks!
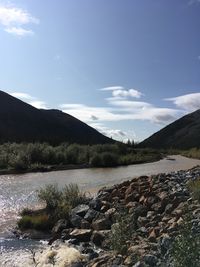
[0,0,200,142]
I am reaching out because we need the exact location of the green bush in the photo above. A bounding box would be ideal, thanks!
[188,178,200,202]
[90,152,119,167]
[37,184,61,210]
[109,210,136,255]
[62,183,88,208]
[172,216,200,267]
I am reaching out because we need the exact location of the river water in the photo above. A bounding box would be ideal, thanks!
[0,155,200,266]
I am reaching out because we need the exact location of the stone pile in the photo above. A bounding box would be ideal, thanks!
[44,167,200,266]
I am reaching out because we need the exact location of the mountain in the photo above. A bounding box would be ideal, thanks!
[139,109,200,149]
[0,90,113,145]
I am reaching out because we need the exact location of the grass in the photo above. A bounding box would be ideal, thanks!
[18,214,52,231]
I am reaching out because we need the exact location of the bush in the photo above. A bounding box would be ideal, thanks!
[109,209,136,255]
[172,215,200,267]
[37,184,61,210]
[90,152,119,167]
[37,183,88,222]
[188,178,200,202]
[62,183,88,208]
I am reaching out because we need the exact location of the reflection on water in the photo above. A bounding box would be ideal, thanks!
[0,155,200,266]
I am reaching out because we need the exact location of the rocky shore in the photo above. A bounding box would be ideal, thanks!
[18,166,200,267]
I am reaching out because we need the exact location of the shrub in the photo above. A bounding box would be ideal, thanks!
[37,184,61,210]
[172,215,200,267]
[37,183,88,221]
[62,183,88,208]
[109,209,136,255]
[188,178,200,202]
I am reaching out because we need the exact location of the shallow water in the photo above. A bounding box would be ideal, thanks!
[0,155,200,266]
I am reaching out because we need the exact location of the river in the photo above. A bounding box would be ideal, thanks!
[0,155,200,266]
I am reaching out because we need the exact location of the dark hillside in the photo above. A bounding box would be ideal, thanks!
[0,91,113,145]
[139,109,200,149]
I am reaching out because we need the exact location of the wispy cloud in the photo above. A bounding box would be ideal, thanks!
[9,91,47,109]
[10,92,34,100]
[100,86,124,91]
[100,86,143,100]
[89,122,132,141]
[165,92,200,111]
[188,0,200,5]
[61,86,182,125]
[0,3,39,36]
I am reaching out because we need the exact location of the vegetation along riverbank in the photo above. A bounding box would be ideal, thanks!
[0,142,162,174]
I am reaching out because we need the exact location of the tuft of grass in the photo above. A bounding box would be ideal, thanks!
[18,214,52,231]
[188,178,200,202]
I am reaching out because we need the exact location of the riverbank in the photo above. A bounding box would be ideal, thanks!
[14,165,200,267]
[0,156,163,176]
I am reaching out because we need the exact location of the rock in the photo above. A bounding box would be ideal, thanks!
[133,205,148,218]
[88,251,99,261]
[105,208,116,220]
[159,235,171,255]
[52,219,69,234]
[70,229,92,242]
[61,228,71,240]
[148,229,157,243]
[71,214,83,228]
[165,203,174,214]
[92,218,112,230]
[89,198,102,211]
[132,262,143,267]
[137,216,149,227]
[81,219,91,229]
[71,263,84,267]
[84,209,99,222]
[71,204,90,217]
[143,254,158,266]
[91,231,105,246]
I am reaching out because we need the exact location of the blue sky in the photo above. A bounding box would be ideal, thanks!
[0,0,200,142]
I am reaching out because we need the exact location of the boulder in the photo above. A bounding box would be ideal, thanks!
[70,229,92,242]
[91,231,105,246]
[92,218,112,230]
[89,198,102,211]
[71,214,83,228]
[71,204,90,217]
[84,209,98,222]
[52,219,69,234]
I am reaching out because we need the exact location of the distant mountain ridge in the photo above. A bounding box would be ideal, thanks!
[0,91,113,145]
[139,109,200,149]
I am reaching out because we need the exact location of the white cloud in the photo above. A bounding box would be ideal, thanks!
[112,88,143,99]
[5,26,33,36]
[0,4,39,36]
[29,101,47,109]
[166,93,200,111]
[89,122,131,141]
[10,92,34,100]
[100,86,143,100]
[9,91,47,109]
[60,102,181,125]
[99,86,124,91]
